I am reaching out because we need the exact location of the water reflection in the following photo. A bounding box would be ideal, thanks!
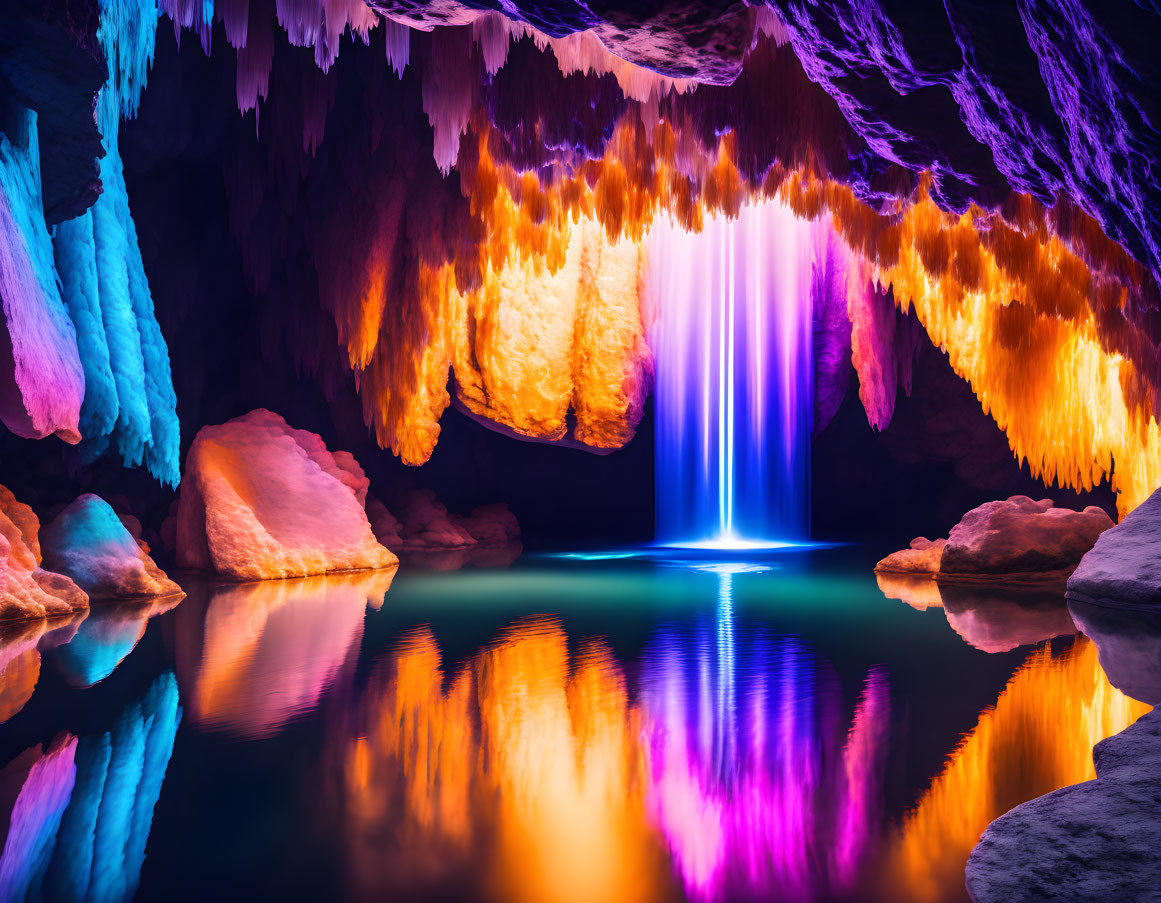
[344,618,668,903]
[1068,600,1161,705]
[341,570,892,902]
[0,616,85,724]
[175,569,396,740]
[399,541,523,571]
[0,673,181,903]
[892,638,1149,902]
[878,574,1078,652]
[50,598,182,689]
[0,734,76,902]
[640,570,890,901]
[0,558,1152,903]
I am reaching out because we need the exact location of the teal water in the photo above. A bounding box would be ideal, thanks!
[0,547,1096,903]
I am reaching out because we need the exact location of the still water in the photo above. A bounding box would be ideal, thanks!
[0,548,1147,903]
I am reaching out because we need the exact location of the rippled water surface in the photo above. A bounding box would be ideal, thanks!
[0,548,1147,903]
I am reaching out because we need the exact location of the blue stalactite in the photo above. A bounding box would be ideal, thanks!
[53,0,180,486]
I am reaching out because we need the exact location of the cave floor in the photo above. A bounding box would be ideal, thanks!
[0,546,1118,903]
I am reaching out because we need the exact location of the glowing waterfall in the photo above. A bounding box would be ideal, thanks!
[649,201,817,546]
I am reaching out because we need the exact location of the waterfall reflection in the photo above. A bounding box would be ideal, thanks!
[640,568,889,901]
[340,571,890,902]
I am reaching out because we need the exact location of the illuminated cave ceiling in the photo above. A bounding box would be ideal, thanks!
[1,0,1159,513]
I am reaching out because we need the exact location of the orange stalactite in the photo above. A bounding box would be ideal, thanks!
[331,68,1160,515]
[782,172,1161,514]
[890,638,1150,903]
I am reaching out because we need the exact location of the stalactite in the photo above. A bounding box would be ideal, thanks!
[163,7,1161,516]
[0,110,85,444]
[52,0,181,486]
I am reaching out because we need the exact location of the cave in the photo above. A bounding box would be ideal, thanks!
[0,1,1159,901]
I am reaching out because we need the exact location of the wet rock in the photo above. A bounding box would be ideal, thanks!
[1067,486,1161,613]
[966,710,1161,903]
[41,494,181,599]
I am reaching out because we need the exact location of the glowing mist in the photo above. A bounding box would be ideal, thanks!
[648,200,818,546]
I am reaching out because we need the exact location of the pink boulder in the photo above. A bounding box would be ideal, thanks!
[177,409,397,580]
[942,496,1113,577]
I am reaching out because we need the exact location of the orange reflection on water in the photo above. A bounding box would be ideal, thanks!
[344,619,672,903]
[0,631,42,724]
[892,637,1151,902]
[0,615,85,724]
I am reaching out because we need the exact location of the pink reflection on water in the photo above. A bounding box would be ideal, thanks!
[834,667,890,887]
[176,570,395,739]
[641,578,890,901]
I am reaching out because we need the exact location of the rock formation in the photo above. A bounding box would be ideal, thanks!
[966,710,1161,903]
[0,485,88,623]
[365,494,404,551]
[392,489,521,552]
[397,489,476,550]
[40,494,181,599]
[967,490,1161,900]
[874,537,945,575]
[177,409,398,580]
[1067,486,1161,612]
[877,496,1113,580]
[942,497,1113,577]
[455,502,521,545]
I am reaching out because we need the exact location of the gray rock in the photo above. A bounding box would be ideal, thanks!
[1067,487,1161,612]
[966,710,1161,903]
